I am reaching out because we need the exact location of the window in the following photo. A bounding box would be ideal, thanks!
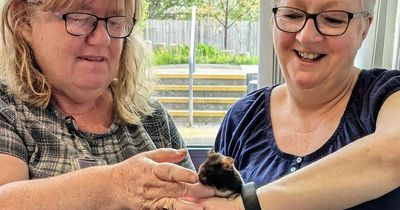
[144,0,260,146]
[354,0,400,70]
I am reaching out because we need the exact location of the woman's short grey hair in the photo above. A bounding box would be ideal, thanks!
[361,0,376,16]
[272,0,376,16]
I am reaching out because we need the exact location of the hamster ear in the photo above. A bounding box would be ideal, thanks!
[208,149,215,156]
[222,157,234,170]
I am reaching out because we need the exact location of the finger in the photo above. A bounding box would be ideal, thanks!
[180,183,216,198]
[175,198,204,210]
[164,182,217,198]
[143,182,215,200]
[143,148,187,163]
[154,162,198,183]
[198,197,240,210]
[157,197,203,210]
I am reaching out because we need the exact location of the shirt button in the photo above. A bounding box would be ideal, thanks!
[296,157,302,163]
[290,167,296,172]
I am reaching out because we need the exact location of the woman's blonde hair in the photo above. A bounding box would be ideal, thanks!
[0,0,155,124]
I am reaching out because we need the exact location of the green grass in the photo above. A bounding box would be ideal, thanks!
[153,43,259,65]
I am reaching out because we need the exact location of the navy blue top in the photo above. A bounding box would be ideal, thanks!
[215,69,400,209]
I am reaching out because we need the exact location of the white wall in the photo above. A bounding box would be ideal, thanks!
[393,0,400,69]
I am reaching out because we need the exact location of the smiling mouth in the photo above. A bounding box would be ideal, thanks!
[295,50,326,61]
[78,56,105,62]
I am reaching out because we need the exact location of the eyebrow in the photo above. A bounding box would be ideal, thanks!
[318,0,347,11]
[80,0,94,10]
[80,0,125,15]
[288,0,347,12]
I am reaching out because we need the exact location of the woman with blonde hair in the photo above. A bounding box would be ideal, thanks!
[0,0,213,209]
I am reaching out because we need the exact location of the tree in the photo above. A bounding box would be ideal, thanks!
[200,0,259,50]
[145,0,203,20]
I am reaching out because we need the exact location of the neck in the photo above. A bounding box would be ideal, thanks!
[52,90,114,133]
[54,101,97,116]
[285,68,360,113]
[272,68,360,134]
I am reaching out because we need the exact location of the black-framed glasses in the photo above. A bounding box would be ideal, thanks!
[59,12,136,39]
[272,7,369,36]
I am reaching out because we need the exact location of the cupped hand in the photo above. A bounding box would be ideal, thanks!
[110,148,215,210]
[199,196,244,210]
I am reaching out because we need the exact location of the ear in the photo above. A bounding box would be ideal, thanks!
[361,15,373,41]
[19,21,33,44]
[208,149,215,156]
[222,157,234,170]
[12,0,33,44]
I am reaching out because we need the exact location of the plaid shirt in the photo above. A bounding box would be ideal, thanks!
[0,82,194,179]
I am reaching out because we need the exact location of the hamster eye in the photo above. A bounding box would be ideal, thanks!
[206,168,215,174]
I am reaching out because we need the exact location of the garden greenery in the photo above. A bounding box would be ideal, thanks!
[152,43,259,65]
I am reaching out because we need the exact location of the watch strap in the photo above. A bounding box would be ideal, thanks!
[241,182,262,210]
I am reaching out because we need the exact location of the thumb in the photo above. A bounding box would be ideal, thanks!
[143,148,188,163]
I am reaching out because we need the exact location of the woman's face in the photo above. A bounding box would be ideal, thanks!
[24,0,128,102]
[273,0,372,89]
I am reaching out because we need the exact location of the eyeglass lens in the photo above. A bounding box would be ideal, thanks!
[64,13,134,38]
[274,7,351,36]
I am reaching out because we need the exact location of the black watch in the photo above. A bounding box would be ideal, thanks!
[241,182,261,210]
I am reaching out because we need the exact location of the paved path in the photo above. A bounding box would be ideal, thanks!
[177,125,219,145]
[151,64,257,75]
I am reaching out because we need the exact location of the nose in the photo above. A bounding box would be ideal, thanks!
[199,174,209,184]
[296,18,324,44]
[86,21,111,46]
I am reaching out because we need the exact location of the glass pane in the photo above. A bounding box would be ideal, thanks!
[144,0,260,146]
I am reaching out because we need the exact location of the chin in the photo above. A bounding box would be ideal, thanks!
[295,83,316,90]
[73,80,109,91]
[290,70,326,88]
[292,77,322,90]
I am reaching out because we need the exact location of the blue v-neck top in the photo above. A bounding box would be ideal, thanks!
[215,69,400,209]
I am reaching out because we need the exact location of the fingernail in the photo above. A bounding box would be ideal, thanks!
[177,149,187,154]
[190,174,199,182]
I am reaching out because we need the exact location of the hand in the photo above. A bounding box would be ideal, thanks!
[110,148,215,210]
[199,196,244,210]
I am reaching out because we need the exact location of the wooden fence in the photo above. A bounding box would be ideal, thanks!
[144,20,260,56]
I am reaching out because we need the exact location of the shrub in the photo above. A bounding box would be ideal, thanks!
[152,43,258,65]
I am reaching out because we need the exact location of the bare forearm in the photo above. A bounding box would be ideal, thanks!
[0,166,120,210]
[257,133,400,210]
